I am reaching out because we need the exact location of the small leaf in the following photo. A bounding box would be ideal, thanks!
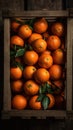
[46,82,51,89]
[10,50,16,58]
[15,61,24,71]
[39,85,47,94]
[15,48,25,57]
[42,96,50,110]
[36,94,45,102]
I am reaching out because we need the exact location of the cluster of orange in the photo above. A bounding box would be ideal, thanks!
[10,17,66,110]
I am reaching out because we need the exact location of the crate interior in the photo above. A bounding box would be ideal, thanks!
[3,11,73,119]
[10,16,67,110]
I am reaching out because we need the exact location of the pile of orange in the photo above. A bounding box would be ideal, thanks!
[10,17,66,110]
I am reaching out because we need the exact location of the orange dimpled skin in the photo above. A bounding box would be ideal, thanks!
[10,35,24,47]
[46,94,55,109]
[11,80,23,93]
[38,54,53,69]
[28,33,42,44]
[12,95,27,110]
[23,80,39,96]
[34,68,50,84]
[47,35,61,51]
[29,95,42,110]
[33,17,48,34]
[18,25,32,39]
[23,66,36,80]
[49,65,63,80]
[23,51,39,65]
[31,38,47,53]
[10,67,22,80]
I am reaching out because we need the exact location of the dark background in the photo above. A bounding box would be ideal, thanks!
[0,0,73,129]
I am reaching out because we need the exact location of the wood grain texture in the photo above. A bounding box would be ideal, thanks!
[27,0,63,10]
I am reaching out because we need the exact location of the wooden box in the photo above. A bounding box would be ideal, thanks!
[1,10,73,119]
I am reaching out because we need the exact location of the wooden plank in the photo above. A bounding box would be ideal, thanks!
[0,0,24,11]
[3,18,11,111]
[1,110,66,119]
[27,0,63,10]
[66,18,73,111]
[2,10,69,18]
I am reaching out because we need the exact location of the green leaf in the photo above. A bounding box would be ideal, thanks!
[10,50,16,58]
[36,94,45,102]
[46,82,51,89]
[39,85,47,94]
[15,48,25,57]
[15,61,24,71]
[42,96,50,110]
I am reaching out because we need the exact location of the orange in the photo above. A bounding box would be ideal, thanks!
[23,50,39,65]
[10,35,24,47]
[52,49,65,65]
[54,95,66,109]
[10,66,22,80]
[31,38,47,53]
[51,22,64,37]
[11,18,24,32]
[41,50,51,55]
[47,35,61,50]
[46,94,55,109]
[23,66,37,80]
[38,54,53,69]
[29,95,42,110]
[47,80,64,94]
[34,68,50,84]
[42,31,49,40]
[23,80,39,96]
[11,80,23,93]
[18,24,32,39]
[12,95,27,109]
[49,65,63,80]
[33,17,48,34]
[28,33,42,44]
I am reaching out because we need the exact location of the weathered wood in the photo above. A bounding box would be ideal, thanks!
[1,110,66,119]
[0,0,24,11]
[3,19,11,111]
[27,0,63,10]
[2,10,69,18]
[66,18,73,111]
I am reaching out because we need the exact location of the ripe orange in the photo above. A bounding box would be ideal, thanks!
[51,22,64,37]
[54,95,66,109]
[34,68,50,84]
[47,80,65,94]
[23,66,37,80]
[10,35,24,47]
[47,35,61,50]
[11,80,23,93]
[46,94,55,109]
[23,51,39,65]
[38,54,53,69]
[23,80,39,96]
[11,18,24,32]
[10,66,22,80]
[42,50,51,55]
[28,33,42,44]
[33,17,48,34]
[42,31,49,40]
[31,38,47,53]
[12,95,27,109]
[29,95,42,110]
[49,65,63,80]
[52,49,65,65]
[18,24,32,39]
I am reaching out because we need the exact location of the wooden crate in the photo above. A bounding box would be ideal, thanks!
[1,10,73,119]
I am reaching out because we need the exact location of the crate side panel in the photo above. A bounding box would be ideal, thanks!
[4,19,11,111]
[66,18,73,111]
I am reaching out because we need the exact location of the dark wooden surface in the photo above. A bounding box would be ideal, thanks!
[0,0,73,130]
